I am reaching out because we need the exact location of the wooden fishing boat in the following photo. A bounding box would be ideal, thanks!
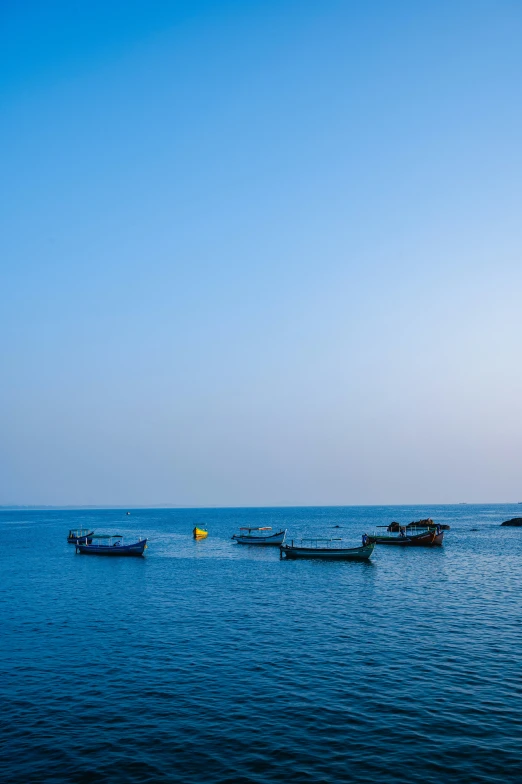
[67,528,94,544]
[280,538,375,561]
[193,527,208,539]
[231,527,287,545]
[75,534,148,556]
[368,529,444,547]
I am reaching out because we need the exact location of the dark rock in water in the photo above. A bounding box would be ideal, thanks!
[387,518,450,533]
[406,518,433,529]
[501,518,522,526]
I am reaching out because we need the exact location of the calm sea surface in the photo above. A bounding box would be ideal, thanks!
[1,504,522,783]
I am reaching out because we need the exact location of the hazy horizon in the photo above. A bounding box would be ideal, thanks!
[2,1,522,507]
[1,501,521,511]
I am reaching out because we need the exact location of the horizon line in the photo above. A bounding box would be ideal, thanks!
[1,502,521,511]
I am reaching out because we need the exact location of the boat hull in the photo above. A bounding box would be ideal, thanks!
[280,542,375,561]
[232,530,287,545]
[193,527,208,539]
[75,539,147,556]
[368,531,443,547]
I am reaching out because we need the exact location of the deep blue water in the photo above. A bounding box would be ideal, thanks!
[1,504,522,783]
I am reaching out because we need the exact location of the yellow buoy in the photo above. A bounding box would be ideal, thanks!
[193,527,208,539]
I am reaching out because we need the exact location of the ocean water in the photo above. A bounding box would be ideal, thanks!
[1,504,522,783]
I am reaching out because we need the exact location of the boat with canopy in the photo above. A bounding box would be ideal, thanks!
[368,527,444,546]
[231,527,287,545]
[75,534,148,556]
[280,538,375,561]
[67,528,94,544]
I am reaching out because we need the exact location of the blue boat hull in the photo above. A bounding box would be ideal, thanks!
[75,539,147,556]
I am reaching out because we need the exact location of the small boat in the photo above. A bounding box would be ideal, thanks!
[75,534,147,556]
[231,527,287,545]
[368,528,444,547]
[67,528,94,544]
[280,538,375,561]
[193,527,208,539]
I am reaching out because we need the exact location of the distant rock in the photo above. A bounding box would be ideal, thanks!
[407,517,434,529]
[501,518,522,526]
[387,518,451,532]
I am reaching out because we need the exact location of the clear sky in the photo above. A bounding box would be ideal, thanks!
[1,0,522,506]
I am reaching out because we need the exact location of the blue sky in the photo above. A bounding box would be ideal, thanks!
[2,0,522,506]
